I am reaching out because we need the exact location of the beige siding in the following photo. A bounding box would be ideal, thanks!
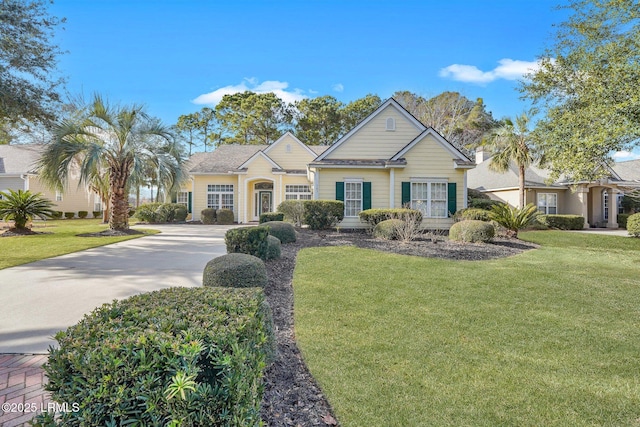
[244,155,276,177]
[325,105,422,159]
[0,176,27,192]
[393,134,466,228]
[192,175,237,221]
[265,134,315,170]
[29,176,96,214]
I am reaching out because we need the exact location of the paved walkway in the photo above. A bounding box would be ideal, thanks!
[0,355,49,427]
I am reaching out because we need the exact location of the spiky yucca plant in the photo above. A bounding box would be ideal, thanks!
[0,189,56,230]
[489,203,539,238]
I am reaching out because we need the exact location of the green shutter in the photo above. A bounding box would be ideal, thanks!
[336,182,344,201]
[363,182,371,210]
[448,182,457,215]
[171,193,177,203]
[401,182,411,207]
[188,192,193,213]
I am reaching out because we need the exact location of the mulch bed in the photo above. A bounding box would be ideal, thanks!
[260,229,538,426]
[0,227,52,237]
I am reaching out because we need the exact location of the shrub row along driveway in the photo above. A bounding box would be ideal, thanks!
[0,224,235,354]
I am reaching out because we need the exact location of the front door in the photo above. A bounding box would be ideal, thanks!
[259,191,272,217]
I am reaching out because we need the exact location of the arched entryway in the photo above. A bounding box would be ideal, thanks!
[253,181,274,220]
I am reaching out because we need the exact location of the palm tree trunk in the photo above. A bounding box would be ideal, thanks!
[519,165,526,208]
[109,163,131,231]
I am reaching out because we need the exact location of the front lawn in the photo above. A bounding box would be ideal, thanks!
[0,219,156,269]
[293,231,640,426]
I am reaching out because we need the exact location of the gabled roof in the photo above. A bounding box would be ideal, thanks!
[263,131,319,158]
[467,158,566,191]
[612,159,640,182]
[0,144,45,175]
[391,128,473,163]
[238,150,282,170]
[188,145,267,174]
[314,98,426,161]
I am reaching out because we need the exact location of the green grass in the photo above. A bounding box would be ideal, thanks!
[0,219,157,269]
[293,231,640,426]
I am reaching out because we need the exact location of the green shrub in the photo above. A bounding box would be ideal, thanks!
[134,203,187,223]
[92,210,102,219]
[469,198,501,210]
[225,226,269,260]
[173,204,188,222]
[618,213,630,229]
[128,207,136,217]
[467,188,490,201]
[52,210,63,219]
[265,221,296,243]
[373,218,404,240]
[39,287,274,427]
[449,220,495,243]
[266,235,282,260]
[489,203,539,238]
[621,194,640,213]
[201,208,216,224]
[134,202,163,222]
[216,208,234,225]
[627,213,640,237]
[203,253,268,288]
[64,212,75,219]
[359,208,423,227]
[259,212,284,223]
[537,214,585,230]
[303,200,344,230]
[77,210,88,219]
[277,200,306,227]
[453,208,491,222]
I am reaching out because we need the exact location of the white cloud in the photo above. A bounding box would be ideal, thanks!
[439,59,542,84]
[613,150,640,161]
[332,83,344,92]
[193,78,307,105]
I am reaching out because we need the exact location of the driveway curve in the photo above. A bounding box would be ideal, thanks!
[0,224,238,354]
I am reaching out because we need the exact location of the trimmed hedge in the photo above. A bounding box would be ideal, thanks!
[628,213,640,237]
[266,235,282,260]
[201,208,216,224]
[359,208,423,227]
[537,214,585,230]
[216,209,234,225]
[449,220,495,243]
[266,221,296,243]
[92,211,102,219]
[64,212,75,219]
[373,218,404,240]
[135,203,188,223]
[52,211,63,219]
[203,253,268,288]
[277,200,306,227]
[618,213,630,229]
[259,212,284,223]
[77,210,88,219]
[469,198,501,210]
[303,200,344,230]
[225,226,269,260]
[453,208,491,222]
[38,287,274,426]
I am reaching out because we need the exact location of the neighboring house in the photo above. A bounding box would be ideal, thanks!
[184,98,475,228]
[468,150,640,228]
[0,144,100,214]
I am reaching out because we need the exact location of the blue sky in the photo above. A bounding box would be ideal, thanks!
[50,0,637,159]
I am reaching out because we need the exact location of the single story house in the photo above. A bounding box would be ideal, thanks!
[183,98,476,228]
[468,150,640,228]
[0,144,101,214]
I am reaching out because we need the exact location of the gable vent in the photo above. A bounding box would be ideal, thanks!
[386,117,396,131]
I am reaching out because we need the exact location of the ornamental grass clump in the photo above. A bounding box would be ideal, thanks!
[37,287,274,427]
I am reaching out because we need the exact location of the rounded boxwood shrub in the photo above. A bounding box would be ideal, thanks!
[203,253,268,288]
[201,208,216,224]
[373,218,404,240]
[64,212,75,219]
[216,208,234,225]
[92,210,102,219]
[266,221,296,243]
[266,235,281,260]
[39,286,274,426]
[537,214,584,230]
[453,208,490,222]
[225,226,269,260]
[52,210,63,219]
[627,213,640,237]
[77,210,88,219]
[259,212,284,223]
[449,220,495,243]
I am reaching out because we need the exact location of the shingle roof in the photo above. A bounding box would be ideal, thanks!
[188,145,267,173]
[309,145,330,156]
[0,144,45,175]
[467,159,565,191]
[612,159,640,182]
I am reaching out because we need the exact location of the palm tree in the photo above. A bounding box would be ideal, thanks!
[38,95,185,232]
[484,110,538,208]
[0,189,56,231]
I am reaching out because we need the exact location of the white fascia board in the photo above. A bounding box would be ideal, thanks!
[264,132,318,158]
[238,151,282,170]
[391,128,471,162]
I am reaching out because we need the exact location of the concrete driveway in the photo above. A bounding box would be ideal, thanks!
[0,224,238,354]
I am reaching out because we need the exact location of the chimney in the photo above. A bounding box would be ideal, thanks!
[476,147,489,164]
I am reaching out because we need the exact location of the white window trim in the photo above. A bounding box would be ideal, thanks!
[410,180,448,218]
[55,190,63,202]
[344,179,363,218]
[537,193,558,215]
[207,184,234,211]
[177,191,189,206]
[285,184,312,200]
